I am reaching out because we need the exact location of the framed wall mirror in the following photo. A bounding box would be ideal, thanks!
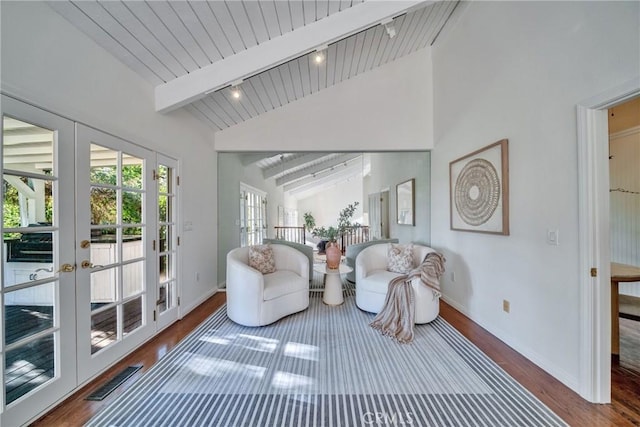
[396,178,415,226]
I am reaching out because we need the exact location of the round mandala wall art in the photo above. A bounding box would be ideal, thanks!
[449,139,509,235]
[454,159,500,226]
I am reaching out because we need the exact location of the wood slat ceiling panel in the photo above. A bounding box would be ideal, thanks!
[48,1,164,84]
[169,1,224,62]
[242,2,271,43]
[123,0,201,75]
[146,1,212,68]
[50,1,458,131]
[188,1,236,58]
[99,1,186,78]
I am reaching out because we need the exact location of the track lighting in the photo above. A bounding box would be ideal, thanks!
[313,45,328,65]
[230,79,243,100]
[381,17,396,39]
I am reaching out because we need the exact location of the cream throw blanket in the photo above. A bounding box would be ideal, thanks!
[370,252,446,343]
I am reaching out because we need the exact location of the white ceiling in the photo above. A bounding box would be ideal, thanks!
[47,1,456,198]
[49,0,459,131]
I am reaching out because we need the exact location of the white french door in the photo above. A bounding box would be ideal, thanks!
[1,96,77,426]
[1,99,178,425]
[155,154,179,330]
[75,125,156,383]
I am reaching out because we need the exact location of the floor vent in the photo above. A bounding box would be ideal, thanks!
[85,365,142,401]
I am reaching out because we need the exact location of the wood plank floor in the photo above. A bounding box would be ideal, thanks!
[32,293,640,426]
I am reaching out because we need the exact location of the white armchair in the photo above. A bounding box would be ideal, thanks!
[226,244,310,326]
[355,243,440,324]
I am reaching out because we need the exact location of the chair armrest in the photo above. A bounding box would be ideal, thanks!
[226,255,264,294]
[355,244,389,280]
[272,245,310,281]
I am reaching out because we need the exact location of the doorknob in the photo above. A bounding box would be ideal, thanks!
[80,240,91,249]
[57,263,75,273]
[81,260,104,269]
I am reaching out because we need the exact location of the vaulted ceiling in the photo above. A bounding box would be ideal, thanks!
[49,0,458,131]
[48,1,456,198]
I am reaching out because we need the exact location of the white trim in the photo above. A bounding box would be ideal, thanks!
[577,76,640,403]
[609,125,640,141]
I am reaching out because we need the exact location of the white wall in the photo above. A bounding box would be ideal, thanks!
[431,1,640,392]
[296,180,363,230]
[368,152,431,245]
[1,1,217,312]
[214,48,434,151]
[217,153,285,284]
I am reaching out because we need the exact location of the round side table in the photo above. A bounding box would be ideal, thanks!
[313,263,353,305]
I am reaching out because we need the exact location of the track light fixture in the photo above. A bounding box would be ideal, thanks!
[230,79,243,100]
[313,45,328,65]
[381,17,396,39]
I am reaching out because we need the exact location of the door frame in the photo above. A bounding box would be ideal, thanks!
[577,77,640,403]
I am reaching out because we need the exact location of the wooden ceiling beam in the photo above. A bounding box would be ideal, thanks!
[155,1,428,113]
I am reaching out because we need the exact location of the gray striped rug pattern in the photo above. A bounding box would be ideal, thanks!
[88,273,567,427]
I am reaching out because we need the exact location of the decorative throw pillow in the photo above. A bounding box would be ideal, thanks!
[248,244,276,274]
[387,243,414,274]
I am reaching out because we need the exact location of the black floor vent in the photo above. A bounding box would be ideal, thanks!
[85,365,142,401]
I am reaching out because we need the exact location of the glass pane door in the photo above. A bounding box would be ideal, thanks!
[75,125,155,383]
[156,155,179,330]
[1,96,76,427]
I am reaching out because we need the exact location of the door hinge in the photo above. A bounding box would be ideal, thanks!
[177,236,181,246]
[152,169,158,180]
[177,176,180,186]
[152,239,156,251]
[178,297,181,306]
[590,267,598,277]
[153,310,157,321]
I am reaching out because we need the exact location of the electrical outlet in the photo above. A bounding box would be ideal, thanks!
[195,272,200,282]
[503,299,510,313]
[451,271,456,282]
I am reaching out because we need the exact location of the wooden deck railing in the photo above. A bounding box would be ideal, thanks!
[273,225,370,253]
[273,226,306,244]
[338,225,370,253]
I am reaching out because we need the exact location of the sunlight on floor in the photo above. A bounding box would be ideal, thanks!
[183,353,266,379]
[271,371,314,390]
[284,342,318,361]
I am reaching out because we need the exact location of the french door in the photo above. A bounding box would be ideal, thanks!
[1,98,178,425]
[1,96,77,426]
[75,125,156,383]
[155,154,179,330]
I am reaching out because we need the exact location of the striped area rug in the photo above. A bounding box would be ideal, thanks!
[88,274,567,427]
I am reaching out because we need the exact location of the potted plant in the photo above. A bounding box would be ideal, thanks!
[303,211,316,232]
[311,202,360,269]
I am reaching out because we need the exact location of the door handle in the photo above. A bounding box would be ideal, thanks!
[57,263,75,273]
[81,260,103,269]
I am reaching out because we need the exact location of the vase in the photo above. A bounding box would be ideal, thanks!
[325,241,341,269]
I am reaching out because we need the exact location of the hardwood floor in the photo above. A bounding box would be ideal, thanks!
[32,294,640,427]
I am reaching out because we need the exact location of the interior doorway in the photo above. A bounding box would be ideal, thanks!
[607,97,640,374]
[577,79,640,404]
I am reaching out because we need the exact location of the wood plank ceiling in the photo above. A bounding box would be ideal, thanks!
[49,1,459,131]
[46,1,456,198]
